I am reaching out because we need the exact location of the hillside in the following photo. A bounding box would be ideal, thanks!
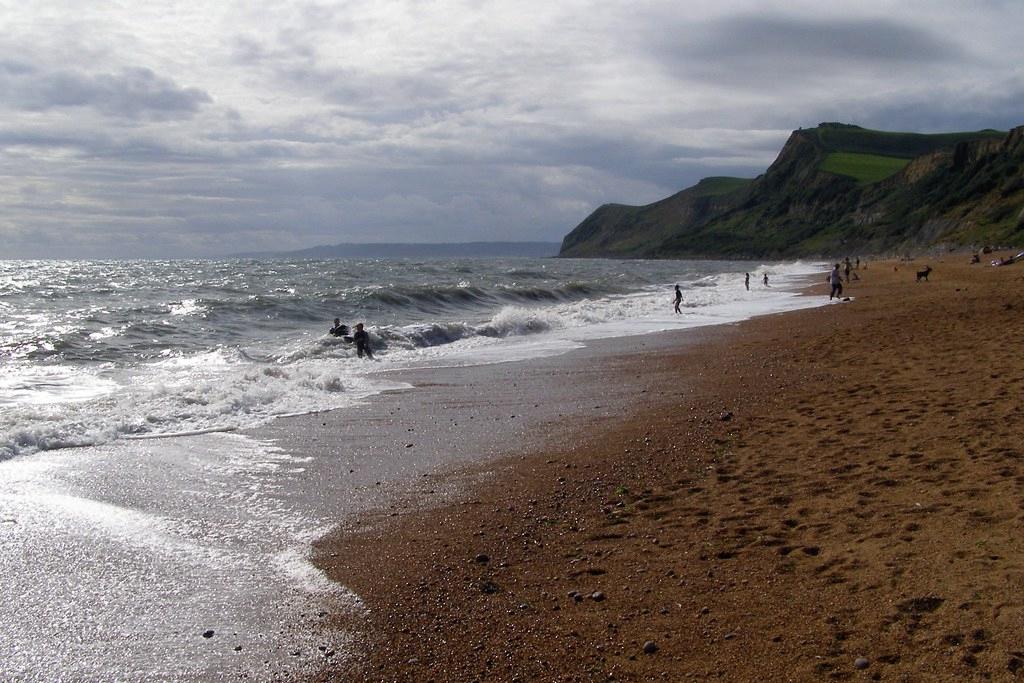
[559,123,1022,258]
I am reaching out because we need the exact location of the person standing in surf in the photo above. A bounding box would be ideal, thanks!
[744,273,750,291]
[763,273,769,287]
[673,285,683,314]
[353,323,374,359]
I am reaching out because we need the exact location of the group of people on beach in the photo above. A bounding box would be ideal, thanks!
[828,256,862,300]
[676,257,865,312]
[674,270,772,313]
[329,318,374,359]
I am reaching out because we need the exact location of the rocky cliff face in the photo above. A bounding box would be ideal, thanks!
[559,124,1024,259]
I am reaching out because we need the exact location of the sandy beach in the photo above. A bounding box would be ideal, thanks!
[305,254,1024,682]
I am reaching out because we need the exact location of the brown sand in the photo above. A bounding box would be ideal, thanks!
[308,255,1024,682]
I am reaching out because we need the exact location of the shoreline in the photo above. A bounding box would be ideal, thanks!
[305,254,1024,681]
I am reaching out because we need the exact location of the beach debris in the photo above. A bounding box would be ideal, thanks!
[643,640,659,654]
[474,553,490,564]
[233,645,242,652]
[202,630,215,639]
[719,410,733,422]
[854,656,870,670]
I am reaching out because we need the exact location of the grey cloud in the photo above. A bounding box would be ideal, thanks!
[1,66,211,120]
[650,14,966,88]
[692,15,960,63]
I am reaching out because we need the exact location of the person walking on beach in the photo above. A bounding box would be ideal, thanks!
[763,273,769,287]
[673,285,682,314]
[829,264,843,300]
[353,323,374,359]
[744,273,750,291]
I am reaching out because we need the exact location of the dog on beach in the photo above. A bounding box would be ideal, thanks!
[916,266,932,282]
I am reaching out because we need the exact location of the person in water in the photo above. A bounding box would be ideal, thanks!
[329,318,350,338]
[763,273,769,287]
[744,273,750,291]
[673,285,682,314]
[352,323,373,359]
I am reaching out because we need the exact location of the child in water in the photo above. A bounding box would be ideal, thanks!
[352,323,374,359]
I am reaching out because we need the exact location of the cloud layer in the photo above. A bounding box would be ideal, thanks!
[1,0,1022,258]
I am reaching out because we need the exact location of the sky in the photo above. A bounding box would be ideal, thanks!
[1,0,1022,258]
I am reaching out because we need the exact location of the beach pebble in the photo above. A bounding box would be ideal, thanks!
[480,580,500,594]
[475,553,490,564]
[643,640,659,654]
[719,411,733,421]
[591,591,606,602]
[854,657,870,670]
[202,630,215,639]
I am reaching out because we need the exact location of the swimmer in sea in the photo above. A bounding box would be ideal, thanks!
[329,318,349,338]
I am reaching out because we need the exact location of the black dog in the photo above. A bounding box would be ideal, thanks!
[916,265,932,282]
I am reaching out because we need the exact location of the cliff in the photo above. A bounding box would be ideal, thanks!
[559,123,1023,258]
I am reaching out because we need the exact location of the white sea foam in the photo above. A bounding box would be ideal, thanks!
[168,298,208,317]
[0,351,412,459]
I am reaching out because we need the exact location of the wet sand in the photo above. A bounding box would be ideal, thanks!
[304,254,1024,681]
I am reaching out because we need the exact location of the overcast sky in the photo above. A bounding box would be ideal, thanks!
[1,0,1022,258]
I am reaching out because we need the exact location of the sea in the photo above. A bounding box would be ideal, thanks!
[0,256,827,680]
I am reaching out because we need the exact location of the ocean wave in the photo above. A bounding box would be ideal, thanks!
[1,256,829,460]
[476,306,561,337]
[361,284,496,312]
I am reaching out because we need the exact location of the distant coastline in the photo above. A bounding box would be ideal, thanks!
[227,241,561,259]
